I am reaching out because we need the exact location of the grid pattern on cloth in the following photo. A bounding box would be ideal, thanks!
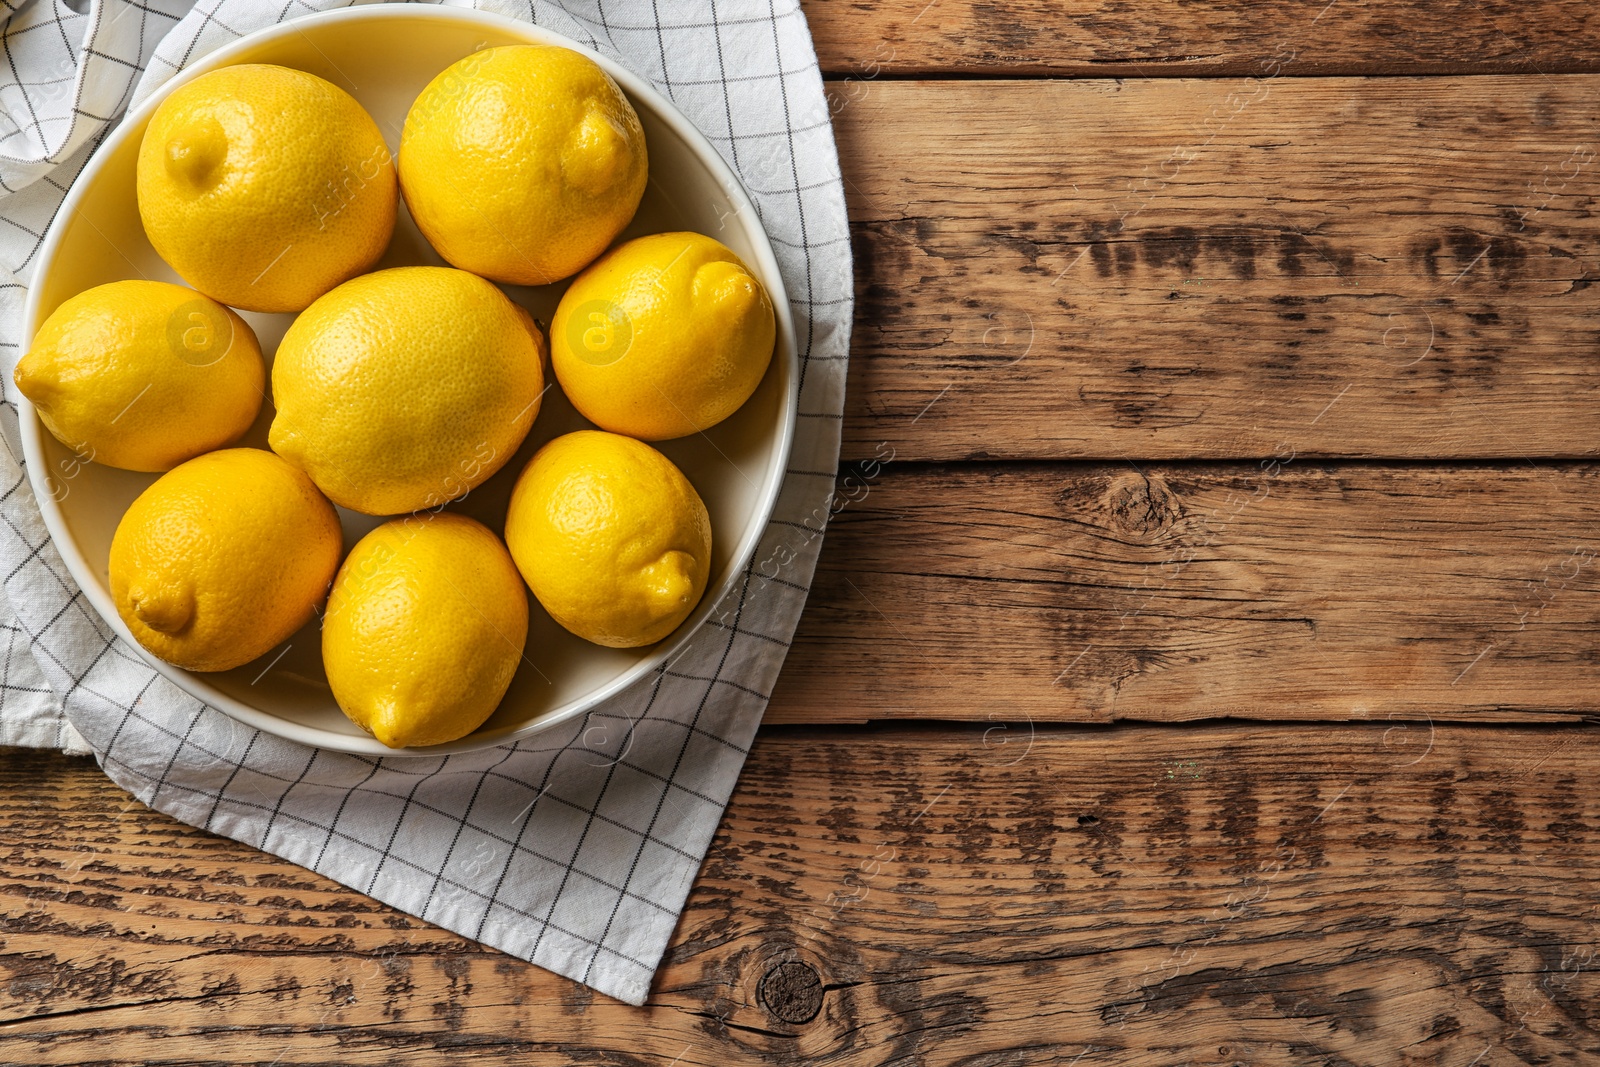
[0,0,850,1004]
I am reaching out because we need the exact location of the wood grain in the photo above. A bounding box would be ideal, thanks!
[3,724,1599,1063]
[833,77,1600,461]
[766,463,1600,724]
[804,0,1600,77]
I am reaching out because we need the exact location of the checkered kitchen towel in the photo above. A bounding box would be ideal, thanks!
[0,0,849,1004]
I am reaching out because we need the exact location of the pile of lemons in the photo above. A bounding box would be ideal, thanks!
[14,46,776,748]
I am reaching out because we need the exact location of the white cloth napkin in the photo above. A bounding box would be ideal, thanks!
[0,0,849,1004]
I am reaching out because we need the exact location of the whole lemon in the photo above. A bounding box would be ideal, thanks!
[323,513,528,748]
[15,280,263,472]
[551,232,775,440]
[504,431,711,648]
[109,448,342,672]
[399,44,647,285]
[136,63,396,313]
[268,266,546,516]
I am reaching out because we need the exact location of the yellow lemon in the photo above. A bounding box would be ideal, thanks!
[136,63,396,313]
[323,513,528,748]
[268,266,546,516]
[504,430,711,648]
[109,448,342,672]
[15,280,263,472]
[399,44,647,285]
[551,232,775,440]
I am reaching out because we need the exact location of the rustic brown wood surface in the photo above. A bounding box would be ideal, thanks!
[768,463,1600,724]
[805,0,1600,77]
[833,77,1600,462]
[6,0,1600,1061]
[4,725,1600,1064]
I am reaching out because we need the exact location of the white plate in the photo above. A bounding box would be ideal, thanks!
[18,6,797,756]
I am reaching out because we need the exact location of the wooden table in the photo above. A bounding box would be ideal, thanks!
[5,2,1600,1061]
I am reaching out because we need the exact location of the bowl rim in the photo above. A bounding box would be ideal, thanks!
[17,3,799,757]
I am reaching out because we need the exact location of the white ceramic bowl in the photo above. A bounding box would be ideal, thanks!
[19,6,796,756]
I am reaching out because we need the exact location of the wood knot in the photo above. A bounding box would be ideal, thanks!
[759,960,824,1024]
[1101,470,1181,539]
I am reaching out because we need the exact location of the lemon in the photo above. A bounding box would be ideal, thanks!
[399,44,647,285]
[504,431,711,648]
[14,280,263,472]
[109,448,342,672]
[136,63,396,313]
[268,266,546,516]
[323,513,527,748]
[551,232,775,440]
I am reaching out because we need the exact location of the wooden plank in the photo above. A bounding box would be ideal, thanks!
[833,77,1600,461]
[3,723,1599,1063]
[804,0,1600,77]
[766,463,1600,724]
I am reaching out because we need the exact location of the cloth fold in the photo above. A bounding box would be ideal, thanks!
[0,0,849,1004]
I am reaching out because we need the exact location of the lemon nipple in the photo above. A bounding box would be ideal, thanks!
[164,118,228,189]
[129,578,194,634]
